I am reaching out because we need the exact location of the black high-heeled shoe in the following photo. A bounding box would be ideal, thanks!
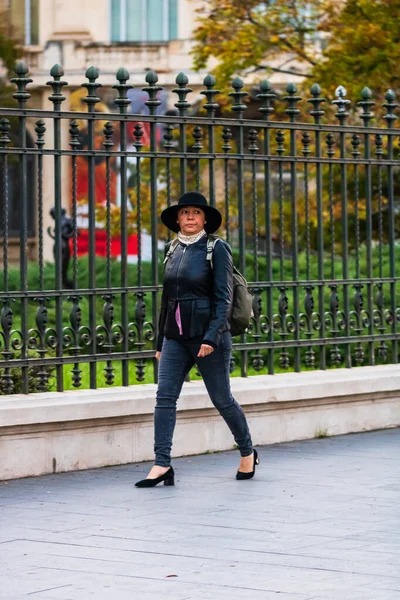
[236,449,259,480]
[135,466,175,488]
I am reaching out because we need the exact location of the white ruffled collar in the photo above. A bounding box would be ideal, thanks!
[177,229,207,245]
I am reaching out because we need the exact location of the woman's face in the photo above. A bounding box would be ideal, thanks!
[177,206,206,236]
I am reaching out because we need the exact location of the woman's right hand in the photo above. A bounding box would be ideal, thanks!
[155,351,161,361]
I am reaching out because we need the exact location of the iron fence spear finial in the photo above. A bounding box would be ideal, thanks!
[383,89,399,128]
[229,77,247,117]
[283,82,301,122]
[10,61,32,107]
[82,66,101,111]
[113,68,132,113]
[201,75,219,116]
[46,64,67,110]
[257,79,276,121]
[358,87,375,127]
[173,72,192,115]
[143,70,162,115]
[308,83,325,124]
[333,85,350,124]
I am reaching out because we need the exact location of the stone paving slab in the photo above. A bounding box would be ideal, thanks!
[0,428,399,600]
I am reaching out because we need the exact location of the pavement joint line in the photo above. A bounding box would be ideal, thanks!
[26,584,73,596]
[5,534,400,580]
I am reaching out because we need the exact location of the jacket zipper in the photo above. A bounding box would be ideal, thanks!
[176,245,187,301]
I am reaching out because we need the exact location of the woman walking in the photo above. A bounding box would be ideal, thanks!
[135,192,258,487]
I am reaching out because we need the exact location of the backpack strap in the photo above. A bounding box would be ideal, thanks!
[163,238,180,264]
[165,236,221,268]
[206,235,220,270]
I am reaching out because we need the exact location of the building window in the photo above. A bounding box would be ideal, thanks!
[111,0,178,43]
[9,0,39,46]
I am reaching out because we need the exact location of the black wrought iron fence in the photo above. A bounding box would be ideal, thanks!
[0,62,399,394]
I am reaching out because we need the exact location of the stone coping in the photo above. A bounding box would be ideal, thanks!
[1,364,400,429]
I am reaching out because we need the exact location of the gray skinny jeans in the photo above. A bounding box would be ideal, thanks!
[154,332,253,466]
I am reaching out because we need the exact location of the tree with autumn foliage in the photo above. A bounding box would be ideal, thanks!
[312,0,400,102]
[191,0,328,91]
[189,0,400,255]
[0,6,21,107]
[192,0,400,103]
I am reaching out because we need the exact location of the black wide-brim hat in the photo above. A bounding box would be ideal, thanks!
[160,192,222,234]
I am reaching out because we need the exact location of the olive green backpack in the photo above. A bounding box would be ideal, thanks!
[206,236,253,336]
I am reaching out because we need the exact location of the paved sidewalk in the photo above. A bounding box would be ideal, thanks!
[1,429,399,600]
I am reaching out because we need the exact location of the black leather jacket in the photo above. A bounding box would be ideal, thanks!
[156,236,233,351]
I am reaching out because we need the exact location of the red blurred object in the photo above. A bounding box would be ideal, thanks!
[75,230,138,257]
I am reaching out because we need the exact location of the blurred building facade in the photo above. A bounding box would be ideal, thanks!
[8,0,205,88]
[1,1,313,263]
[2,0,208,262]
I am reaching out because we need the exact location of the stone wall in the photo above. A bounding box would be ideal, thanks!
[1,365,399,480]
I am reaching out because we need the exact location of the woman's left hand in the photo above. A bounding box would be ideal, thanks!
[197,344,214,358]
